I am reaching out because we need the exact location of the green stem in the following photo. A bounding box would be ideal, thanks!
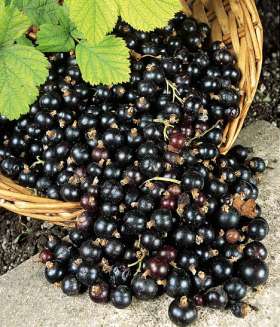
[128,251,146,268]
[135,260,143,275]
[30,156,44,168]
[153,118,175,141]
[128,258,142,268]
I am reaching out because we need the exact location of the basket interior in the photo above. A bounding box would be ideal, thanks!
[182,0,263,153]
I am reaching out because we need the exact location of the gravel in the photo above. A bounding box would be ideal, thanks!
[246,0,280,127]
[0,210,65,275]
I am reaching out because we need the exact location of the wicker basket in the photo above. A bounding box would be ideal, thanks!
[182,0,263,153]
[0,0,263,226]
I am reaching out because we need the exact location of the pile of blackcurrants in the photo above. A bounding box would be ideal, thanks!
[0,13,269,326]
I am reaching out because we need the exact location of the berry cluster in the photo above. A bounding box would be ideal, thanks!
[0,14,241,201]
[0,13,269,326]
[40,145,269,325]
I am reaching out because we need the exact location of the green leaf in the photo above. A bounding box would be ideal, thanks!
[70,27,85,41]
[66,0,119,43]
[76,36,130,85]
[13,0,74,52]
[54,3,72,29]
[0,4,30,46]
[37,23,75,52]
[117,0,181,31]
[12,0,65,26]
[15,34,33,46]
[0,44,49,119]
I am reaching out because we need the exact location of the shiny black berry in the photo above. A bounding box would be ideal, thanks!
[166,270,191,298]
[237,258,269,287]
[132,274,158,300]
[243,241,268,260]
[61,275,82,296]
[168,297,198,326]
[204,287,228,309]
[223,277,247,300]
[151,209,174,232]
[79,240,102,263]
[100,180,124,204]
[76,263,99,286]
[60,183,80,202]
[111,285,132,309]
[247,218,269,241]
[45,261,66,283]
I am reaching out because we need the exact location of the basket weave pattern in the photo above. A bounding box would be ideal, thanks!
[181,0,263,153]
[0,0,263,226]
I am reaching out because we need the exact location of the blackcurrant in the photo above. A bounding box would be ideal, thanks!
[168,297,198,326]
[244,241,268,261]
[89,281,110,303]
[45,261,66,283]
[76,263,99,286]
[166,271,191,298]
[61,275,82,296]
[223,277,247,300]
[247,218,269,241]
[110,285,132,309]
[237,258,269,287]
[132,274,158,300]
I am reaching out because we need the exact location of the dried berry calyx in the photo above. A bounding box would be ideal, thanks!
[233,194,258,218]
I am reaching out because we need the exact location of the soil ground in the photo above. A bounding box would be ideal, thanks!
[0,0,279,275]
[0,210,65,274]
[246,0,280,127]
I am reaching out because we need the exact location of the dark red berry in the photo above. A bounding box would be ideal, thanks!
[89,281,110,303]
[39,249,53,263]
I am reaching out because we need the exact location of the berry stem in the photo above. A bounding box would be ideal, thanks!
[130,50,162,61]
[30,156,45,168]
[135,260,143,275]
[165,79,184,104]
[143,177,181,185]
[185,119,223,147]
[128,251,147,268]
[153,118,175,140]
